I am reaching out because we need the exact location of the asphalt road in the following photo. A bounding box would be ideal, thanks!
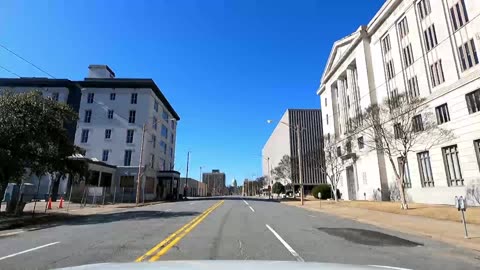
[0,197,478,269]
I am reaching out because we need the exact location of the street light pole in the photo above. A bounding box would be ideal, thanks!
[296,124,304,206]
[185,151,190,198]
[136,123,147,205]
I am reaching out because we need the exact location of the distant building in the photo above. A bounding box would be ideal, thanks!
[262,109,325,194]
[202,170,226,196]
[179,177,208,197]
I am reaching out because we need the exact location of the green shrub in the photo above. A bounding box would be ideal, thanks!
[312,184,332,199]
[272,182,285,195]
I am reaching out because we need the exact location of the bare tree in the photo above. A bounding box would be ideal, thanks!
[317,140,346,202]
[270,155,292,186]
[466,179,480,206]
[353,93,454,209]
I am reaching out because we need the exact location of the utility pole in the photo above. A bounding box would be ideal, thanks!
[136,123,147,205]
[296,124,304,205]
[185,151,190,198]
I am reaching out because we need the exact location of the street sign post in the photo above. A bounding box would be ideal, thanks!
[455,196,469,238]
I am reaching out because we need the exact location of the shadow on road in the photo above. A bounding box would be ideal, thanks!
[4,210,200,232]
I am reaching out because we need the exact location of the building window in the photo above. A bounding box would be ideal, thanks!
[131,93,138,104]
[382,34,391,53]
[107,110,114,119]
[327,133,330,142]
[152,135,156,148]
[407,76,420,98]
[154,101,158,112]
[126,129,134,144]
[389,88,400,109]
[150,154,155,169]
[170,133,174,143]
[110,93,116,100]
[458,39,479,71]
[325,98,327,107]
[418,0,431,20]
[81,129,89,143]
[102,150,109,162]
[128,110,136,123]
[161,125,168,138]
[357,137,364,149]
[430,60,445,87]
[170,147,174,159]
[52,92,59,101]
[162,110,168,120]
[124,150,132,166]
[435,103,450,124]
[153,117,157,130]
[105,129,112,139]
[450,0,469,31]
[424,24,438,51]
[160,141,167,154]
[398,17,409,39]
[442,145,463,186]
[386,60,395,80]
[466,89,480,114]
[474,140,480,171]
[346,141,352,153]
[417,151,434,187]
[402,44,414,67]
[397,157,412,188]
[336,146,342,157]
[84,110,92,123]
[87,93,94,103]
[170,119,175,130]
[394,123,402,139]
[326,114,329,125]
[413,115,424,132]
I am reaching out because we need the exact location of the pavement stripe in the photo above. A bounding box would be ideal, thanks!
[249,206,255,212]
[266,224,304,262]
[135,200,223,262]
[148,200,224,261]
[0,242,60,261]
[243,200,249,206]
[0,230,24,237]
[368,266,412,270]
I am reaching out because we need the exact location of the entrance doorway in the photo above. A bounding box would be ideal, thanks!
[346,166,356,200]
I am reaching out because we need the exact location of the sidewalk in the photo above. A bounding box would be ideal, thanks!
[284,200,480,253]
[0,200,167,231]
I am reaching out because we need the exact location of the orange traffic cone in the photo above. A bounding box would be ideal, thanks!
[58,196,64,209]
[47,197,52,210]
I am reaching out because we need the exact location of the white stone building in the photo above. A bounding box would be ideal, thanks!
[0,65,181,201]
[317,0,480,204]
[76,65,180,200]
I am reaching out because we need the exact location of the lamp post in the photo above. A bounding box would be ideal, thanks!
[267,120,305,205]
[185,151,191,198]
[136,117,177,205]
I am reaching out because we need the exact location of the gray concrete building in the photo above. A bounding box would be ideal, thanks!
[263,109,325,194]
[202,170,226,196]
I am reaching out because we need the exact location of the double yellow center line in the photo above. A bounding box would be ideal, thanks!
[135,200,224,262]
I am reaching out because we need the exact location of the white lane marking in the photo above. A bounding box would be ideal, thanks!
[265,224,304,262]
[165,209,172,212]
[369,266,412,270]
[0,242,60,261]
[243,200,249,206]
[189,202,195,205]
[248,206,255,212]
[0,230,24,237]
[308,215,316,218]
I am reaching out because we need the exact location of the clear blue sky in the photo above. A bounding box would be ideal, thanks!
[0,0,384,185]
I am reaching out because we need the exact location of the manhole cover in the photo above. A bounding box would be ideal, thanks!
[317,227,423,247]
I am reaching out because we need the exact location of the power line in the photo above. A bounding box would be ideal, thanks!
[0,65,20,77]
[0,43,56,79]
[321,11,480,145]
